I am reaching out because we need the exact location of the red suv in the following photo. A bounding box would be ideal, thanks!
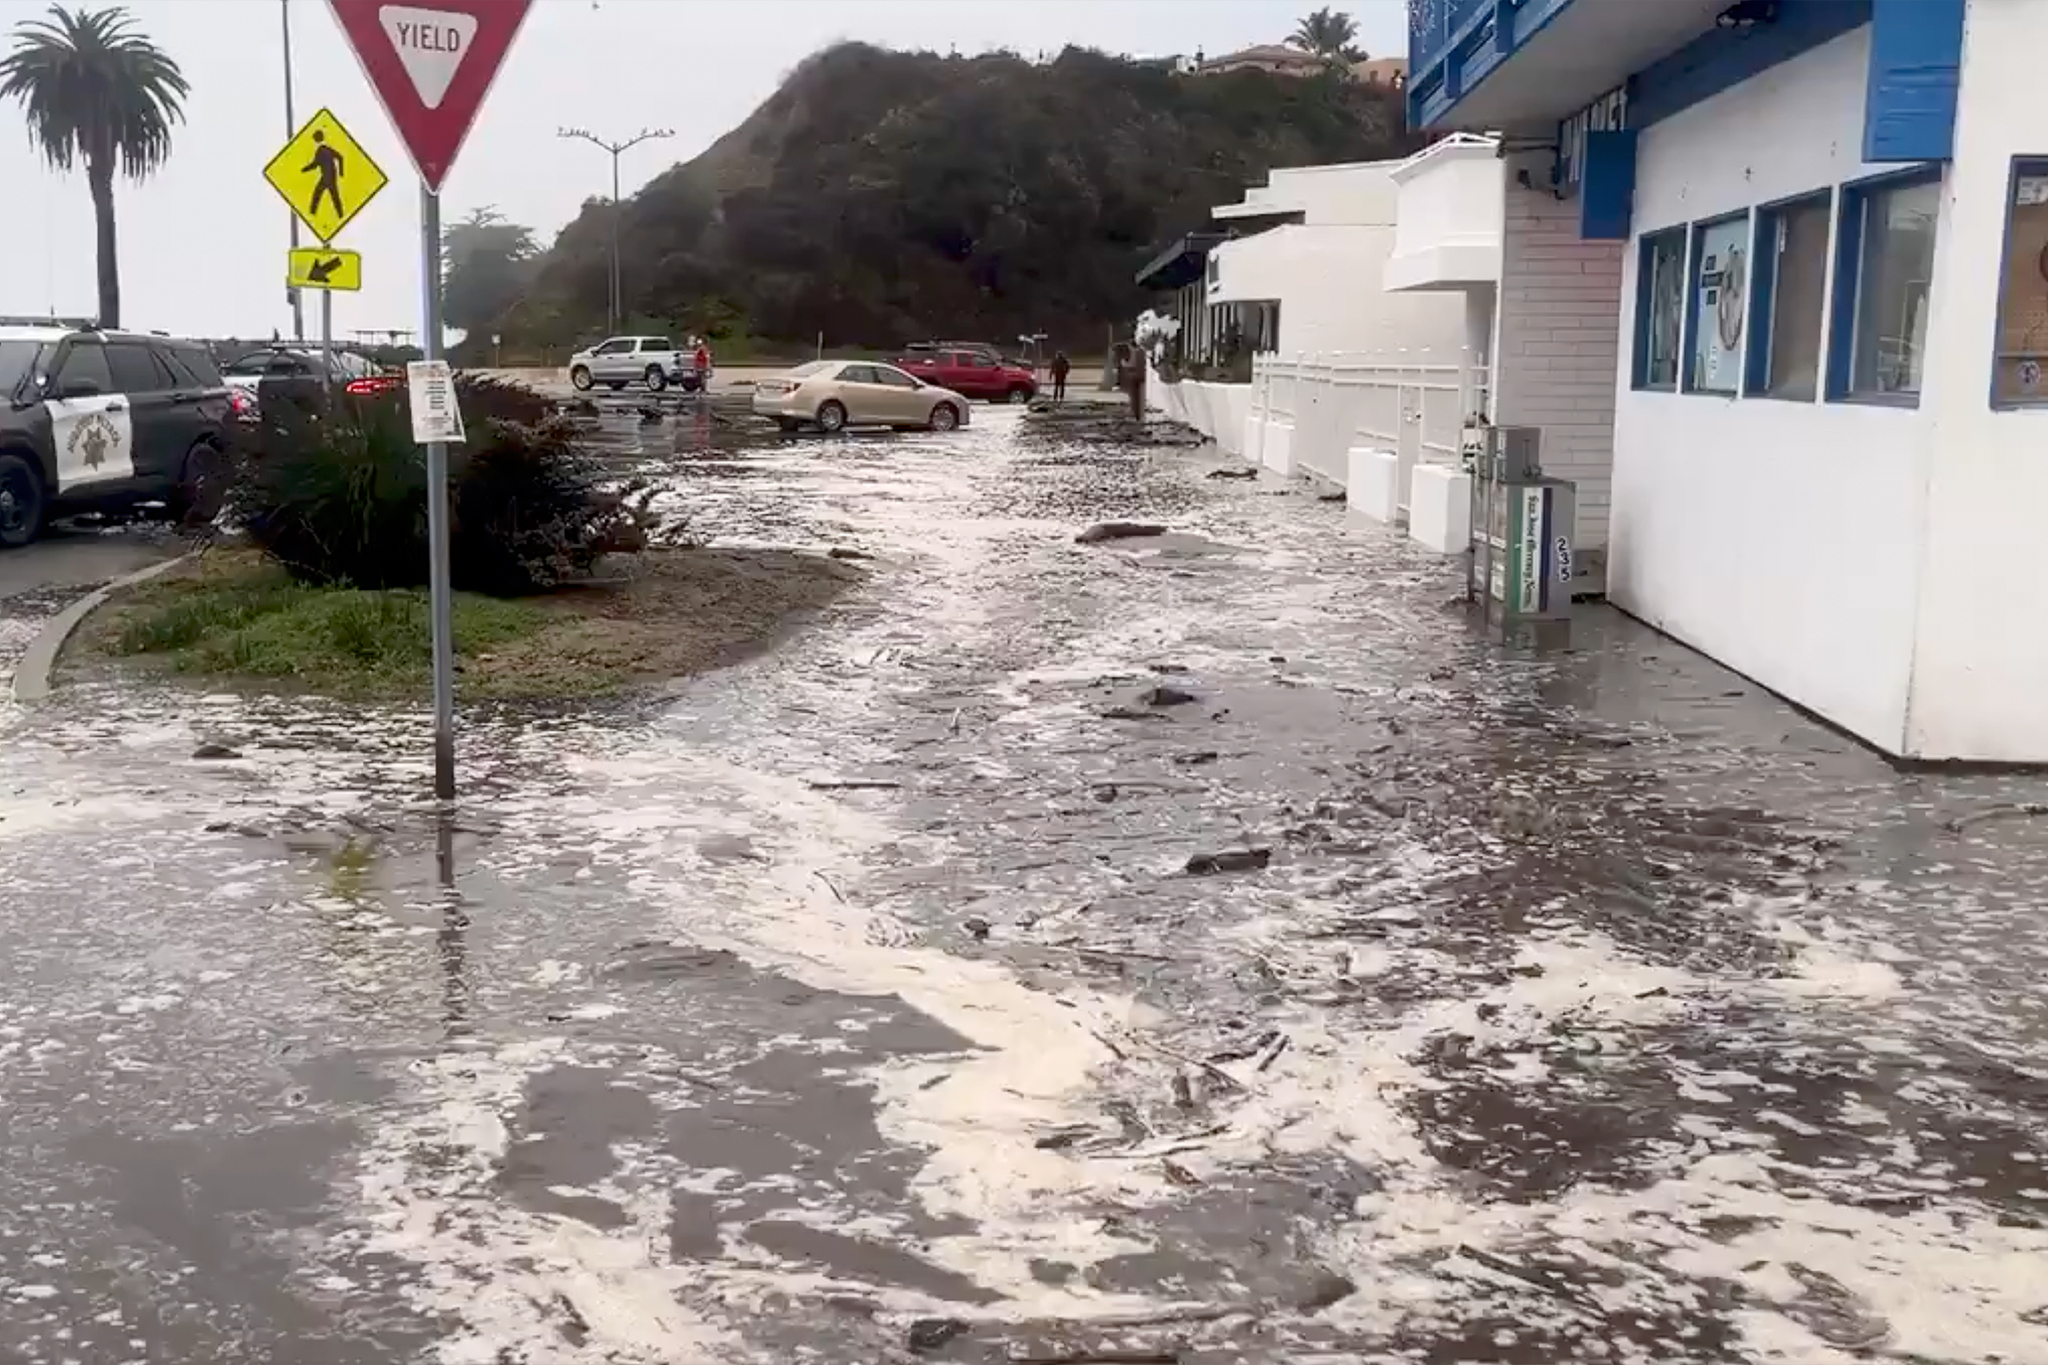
[896,348,1037,404]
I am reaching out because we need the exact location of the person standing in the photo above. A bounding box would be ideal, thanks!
[1051,350,1071,402]
[693,338,712,391]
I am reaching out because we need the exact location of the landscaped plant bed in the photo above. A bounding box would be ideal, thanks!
[63,545,863,702]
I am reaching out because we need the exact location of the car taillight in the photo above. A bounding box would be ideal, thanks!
[228,390,256,419]
[345,379,378,395]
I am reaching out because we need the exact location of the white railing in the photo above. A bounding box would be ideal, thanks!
[1249,349,1489,512]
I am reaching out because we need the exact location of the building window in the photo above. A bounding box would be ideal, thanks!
[1831,171,1941,402]
[1746,194,1833,402]
[1633,229,1686,390]
[1994,159,2048,407]
[1684,214,1750,396]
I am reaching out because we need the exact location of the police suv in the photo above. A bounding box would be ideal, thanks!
[0,325,235,547]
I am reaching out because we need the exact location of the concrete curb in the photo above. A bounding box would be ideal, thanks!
[12,553,195,704]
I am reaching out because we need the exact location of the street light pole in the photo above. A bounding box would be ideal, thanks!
[556,126,672,335]
[281,0,303,343]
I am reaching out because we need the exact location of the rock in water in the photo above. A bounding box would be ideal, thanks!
[1185,848,1272,875]
[1075,521,1167,545]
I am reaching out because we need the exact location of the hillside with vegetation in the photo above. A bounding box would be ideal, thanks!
[483,42,1416,355]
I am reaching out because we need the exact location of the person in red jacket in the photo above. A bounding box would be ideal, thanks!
[692,339,712,391]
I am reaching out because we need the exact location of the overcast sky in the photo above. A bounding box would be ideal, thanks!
[0,0,1406,343]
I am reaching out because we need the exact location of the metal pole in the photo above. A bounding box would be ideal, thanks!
[420,183,456,801]
[282,0,303,343]
[320,288,333,403]
[608,154,621,331]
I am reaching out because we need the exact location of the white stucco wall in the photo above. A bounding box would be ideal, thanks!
[1609,24,1935,752]
[1900,0,2048,761]
[1214,160,1401,227]
[1211,224,1469,359]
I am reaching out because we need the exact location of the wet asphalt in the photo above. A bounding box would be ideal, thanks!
[0,401,2044,1364]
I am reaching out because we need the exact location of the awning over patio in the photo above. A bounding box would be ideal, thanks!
[1134,232,1227,290]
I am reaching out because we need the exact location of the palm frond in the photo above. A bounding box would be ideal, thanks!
[0,4,186,180]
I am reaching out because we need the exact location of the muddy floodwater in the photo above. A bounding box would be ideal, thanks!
[0,405,2044,1364]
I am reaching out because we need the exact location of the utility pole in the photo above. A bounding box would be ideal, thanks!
[556,126,672,334]
[281,0,303,342]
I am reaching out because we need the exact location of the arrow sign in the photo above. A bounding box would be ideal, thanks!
[327,0,531,190]
[287,247,362,292]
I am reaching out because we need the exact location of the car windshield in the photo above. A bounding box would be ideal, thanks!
[0,340,47,398]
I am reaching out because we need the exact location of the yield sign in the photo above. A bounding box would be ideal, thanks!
[327,0,531,190]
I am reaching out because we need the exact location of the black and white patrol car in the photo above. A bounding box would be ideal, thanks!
[0,325,235,548]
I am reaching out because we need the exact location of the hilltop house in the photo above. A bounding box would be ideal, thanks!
[1409,0,2046,763]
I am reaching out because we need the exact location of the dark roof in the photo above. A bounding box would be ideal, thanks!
[1135,232,1227,290]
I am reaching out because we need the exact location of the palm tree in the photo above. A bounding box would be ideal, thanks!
[1289,7,1363,61]
[0,6,187,329]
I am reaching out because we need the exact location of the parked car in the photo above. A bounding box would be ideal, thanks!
[566,336,703,393]
[752,360,970,433]
[0,325,234,547]
[895,347,1038,403]
[220,346,396,424]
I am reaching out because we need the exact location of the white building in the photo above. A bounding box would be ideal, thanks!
[1138,157,1484,526]
[1409,0,2048,764]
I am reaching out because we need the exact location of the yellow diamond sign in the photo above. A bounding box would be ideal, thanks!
[287,247,362,292]
[264,108,387,244]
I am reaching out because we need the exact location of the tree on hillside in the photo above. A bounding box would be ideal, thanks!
[443,206,539,336]
[0,5,185,328]
[1290,7,1363,61]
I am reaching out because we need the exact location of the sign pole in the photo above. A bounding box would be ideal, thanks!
[419,181,456,800]
[320,286,334,400]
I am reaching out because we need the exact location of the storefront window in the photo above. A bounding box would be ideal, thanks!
[1753,195,1832,401]
[1685,214,1750,395]
[1635,230,1685,389]
[1993,159,2048,406]
[1849,176,1939,398]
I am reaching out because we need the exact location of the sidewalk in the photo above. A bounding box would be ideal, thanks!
[0,407,2041,1362]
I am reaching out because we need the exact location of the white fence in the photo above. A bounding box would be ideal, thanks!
[1250,350,1488,514]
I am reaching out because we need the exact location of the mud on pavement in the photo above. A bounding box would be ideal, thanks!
[0,406,2044,1364]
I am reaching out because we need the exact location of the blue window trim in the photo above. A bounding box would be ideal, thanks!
[1826,164,1943,407]
[1991,156,2048,411]
[1745,190,1835,402]
[1632,227,1686,391]
[1681,211,1751,397]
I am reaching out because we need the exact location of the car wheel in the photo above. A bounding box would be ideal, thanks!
[570,366,594,392]
[928,402,961,432]
[1006,387,1032,404]
[172,440,230,526]
[607,381,627,392]
[645,365,667,392]
[816,400,848,433]
[0,453,45,549]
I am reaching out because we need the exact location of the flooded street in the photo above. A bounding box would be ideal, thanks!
[0,406,2045,1364]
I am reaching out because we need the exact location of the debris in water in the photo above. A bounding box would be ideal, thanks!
[807,779,902,791]
[1184,848,1271,876]
[908,1317,968,1353]
[1207,467,1258,480]
[1140,685,1199,708]
[191,743,242,761]
[963,915,992,940]
[1076,522,1167,545]
[827,547,872,560]
[1293,1271,1357,1312]
[1943,801,2048,832]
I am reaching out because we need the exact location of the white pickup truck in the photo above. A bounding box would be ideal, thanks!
[566,336,706,393]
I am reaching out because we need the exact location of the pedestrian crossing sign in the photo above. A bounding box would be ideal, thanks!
[263,108,387,244]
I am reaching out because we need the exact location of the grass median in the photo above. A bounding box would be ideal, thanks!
[69,546,863,702]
